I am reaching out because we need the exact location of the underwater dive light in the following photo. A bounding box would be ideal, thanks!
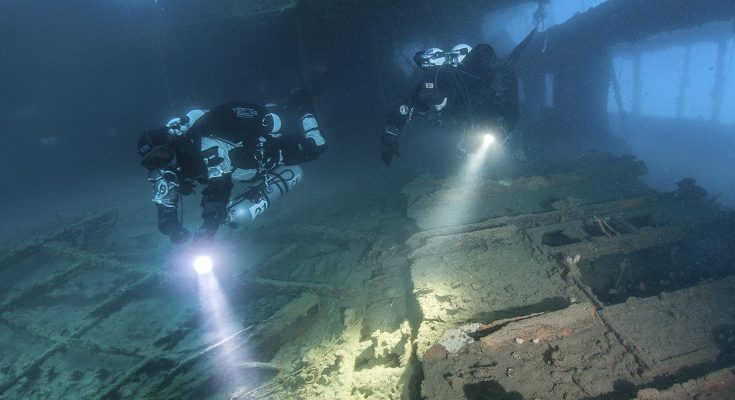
[482,133,496,148]
[193,255,213,274]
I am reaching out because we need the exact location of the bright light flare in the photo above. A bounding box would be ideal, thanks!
[465,132,496,177]
[193,255,213,274]
[421,129,508,236]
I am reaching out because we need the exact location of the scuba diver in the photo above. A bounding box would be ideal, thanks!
[137,89,326,244]
[380,30,536,165]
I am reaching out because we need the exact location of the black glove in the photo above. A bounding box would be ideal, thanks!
[196,176,232,245]
[193,209,223,247]
[157,205,190,243]
[269,134,326,165]
[196,199,227,242]
[381,128,400,165]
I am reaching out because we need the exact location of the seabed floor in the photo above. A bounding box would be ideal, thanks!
[1,152,735,399]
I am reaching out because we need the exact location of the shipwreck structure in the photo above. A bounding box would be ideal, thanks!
[1,0,734,399]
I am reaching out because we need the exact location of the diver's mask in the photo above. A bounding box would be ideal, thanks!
[140,145,175,170]
[138,128,176,170]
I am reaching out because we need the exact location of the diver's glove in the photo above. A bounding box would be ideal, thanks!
[267,134,326,165]
[381,126,400,165]
[194,200,228,245]
[157,205,191,244]
[193,215,221,247]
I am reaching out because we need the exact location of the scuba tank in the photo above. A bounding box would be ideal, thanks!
[226,165,303,225]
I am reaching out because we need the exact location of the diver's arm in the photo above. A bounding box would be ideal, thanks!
[157,205,190,243]
[382,75,439,165]
[151,171,190,243]
[273,91,327,165]
[279,112,327,165]
[386,81,425,135]
[196,174,234,242]
[382,102,413,165]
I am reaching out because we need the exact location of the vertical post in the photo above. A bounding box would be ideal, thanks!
[544,72,555,109]
[676,46,691,118]
[711,41,727,122]
[632,51,641,115]
[611,57,628,135]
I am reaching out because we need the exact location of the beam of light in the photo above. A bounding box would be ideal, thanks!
[193,255,213,274]
[197,265,246,390]
[464,133,496,178]
[424,130,504,229]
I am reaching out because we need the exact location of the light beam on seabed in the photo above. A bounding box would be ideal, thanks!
[197,269,247,389]
[432,132,503,228]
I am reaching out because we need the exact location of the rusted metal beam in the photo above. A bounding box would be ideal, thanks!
[423,303,598,362]
[553,226,688,261]
[479,303,598,351]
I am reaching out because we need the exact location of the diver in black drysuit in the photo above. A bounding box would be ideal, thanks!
[380,30,535,165]
[137,90,326,244]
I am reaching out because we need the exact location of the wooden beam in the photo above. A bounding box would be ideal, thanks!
[137,293,320,398]
[407,195,657,250]
[243,277,341,297]
[0,209,119,272]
